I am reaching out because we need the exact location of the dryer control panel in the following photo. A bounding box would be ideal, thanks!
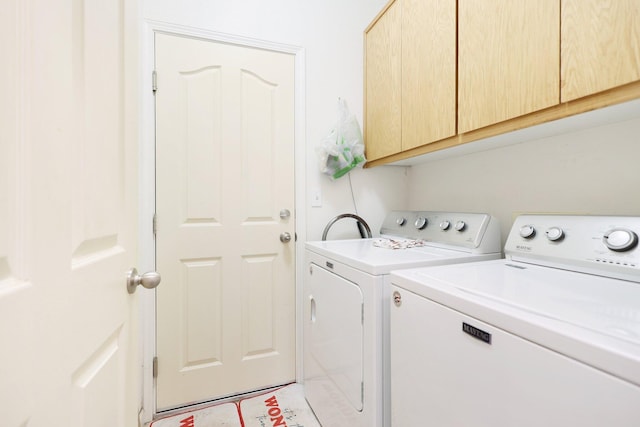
[506,215,640,282]
[380,211,501,254]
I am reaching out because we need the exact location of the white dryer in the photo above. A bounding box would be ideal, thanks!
[303,211,502,427]
[389,214,640,426]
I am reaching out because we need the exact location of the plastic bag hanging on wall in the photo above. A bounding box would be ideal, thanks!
[316,98,367,180]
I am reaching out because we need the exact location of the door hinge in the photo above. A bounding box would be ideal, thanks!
[153,356,158,379]
[152,70,158,94]
[153,213,157,237]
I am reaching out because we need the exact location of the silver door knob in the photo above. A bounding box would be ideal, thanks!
[280,209,291,220]
[280,232,292,243]
[127,268,161,294]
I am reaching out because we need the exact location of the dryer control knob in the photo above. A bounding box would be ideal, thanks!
[519,225,536,239]
[454,221,466,232]
[603,228,638,252]
[414,217,428,230]
[546,227,564,241]
[396,217,406,226]
[439,220,451,230]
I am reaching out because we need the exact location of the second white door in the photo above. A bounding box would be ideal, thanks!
[154,33,296,410]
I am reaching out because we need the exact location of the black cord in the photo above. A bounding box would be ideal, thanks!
[348,173,368,238]
[348,172,358,215]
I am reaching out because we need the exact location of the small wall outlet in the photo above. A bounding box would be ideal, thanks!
[311,189,322,207]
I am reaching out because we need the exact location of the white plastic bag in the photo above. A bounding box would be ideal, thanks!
[316,98,366,180]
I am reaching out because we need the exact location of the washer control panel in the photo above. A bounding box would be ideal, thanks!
[506,215,640,282]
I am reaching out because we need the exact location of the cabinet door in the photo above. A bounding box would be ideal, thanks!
[365,0,401,161]
[458,0,560,133]
[561,0,640,102]
[402,0,456,150]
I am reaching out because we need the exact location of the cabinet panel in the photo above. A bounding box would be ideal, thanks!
[458,0,560,133]
[562,0,640,102]
[401,0,456,150]
[365,1,401,161]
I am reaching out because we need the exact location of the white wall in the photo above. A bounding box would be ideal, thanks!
[406,116,640,244]
[143,0,409,241]
[143,1,640,246]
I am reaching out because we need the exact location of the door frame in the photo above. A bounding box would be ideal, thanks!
[139,20,306,423]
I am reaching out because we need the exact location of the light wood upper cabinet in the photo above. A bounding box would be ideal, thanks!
[458,0,560,133]
[364,0,456,161]
[401,0,456,150]
[364,0,640,167]
[364,0,401,161]
[561,0,640,102]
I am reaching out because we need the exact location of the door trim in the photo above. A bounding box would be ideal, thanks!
[139,20,306,423]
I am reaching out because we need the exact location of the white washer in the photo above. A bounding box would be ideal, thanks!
[303,211,502,427]
[389,215,640,426]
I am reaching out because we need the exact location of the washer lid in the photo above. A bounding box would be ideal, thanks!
[390,259,640,385]
[395,260,640,344]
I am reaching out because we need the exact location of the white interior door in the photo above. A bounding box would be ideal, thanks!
[155,33,296,410]
[0,1,140,426]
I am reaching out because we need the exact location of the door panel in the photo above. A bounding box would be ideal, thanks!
[364,0,402,161]
[155,33,296,410]
[401,0,456,150]
[458,0,559,132]
[561,0,640,102]
[305,263,364,412]
[0,0,139,425]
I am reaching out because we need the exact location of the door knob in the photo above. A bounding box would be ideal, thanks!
[279,209,291,220]
[127,268,161,294]
[280,232,292,243]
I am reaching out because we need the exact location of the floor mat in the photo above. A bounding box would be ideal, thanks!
[240,384,321,427]
[149,402,241,427]
[149,384,320,427]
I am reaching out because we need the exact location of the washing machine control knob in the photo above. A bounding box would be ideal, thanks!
[519,225,536,239]
[396,217,406,226]
[603,228,638,252]
[439,220,451,230]
[414,217,428,230]
[454,221,466,232]
[546,227,564,242]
